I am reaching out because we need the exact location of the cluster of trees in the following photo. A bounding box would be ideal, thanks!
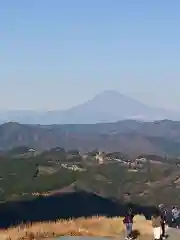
[0,147,83,201]
[0,146,180,206]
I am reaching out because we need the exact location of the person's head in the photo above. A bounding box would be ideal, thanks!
[128,207,132,214]
[159,204,164,209]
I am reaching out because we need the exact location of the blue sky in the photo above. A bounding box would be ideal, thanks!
[0,0,180,110]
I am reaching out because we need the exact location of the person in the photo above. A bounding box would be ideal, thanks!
[151,209,162,240]
[158,204,167,239]
[123,208,134,240]
[172,206,180,228]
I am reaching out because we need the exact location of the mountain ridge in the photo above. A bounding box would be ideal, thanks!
[0,90,180,124]
[1,120,180,156]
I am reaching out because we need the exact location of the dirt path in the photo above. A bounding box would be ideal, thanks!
[48,237,113,240]
[46,227,180,240]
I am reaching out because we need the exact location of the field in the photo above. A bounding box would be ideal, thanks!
[0,215,152,240]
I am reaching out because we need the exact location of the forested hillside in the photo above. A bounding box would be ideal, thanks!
[0,146,180,206]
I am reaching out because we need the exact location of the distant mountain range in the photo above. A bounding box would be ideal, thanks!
[2,120,180,157]
[0,90,180,124]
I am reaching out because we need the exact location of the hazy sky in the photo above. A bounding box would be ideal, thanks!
[0,0,180,110]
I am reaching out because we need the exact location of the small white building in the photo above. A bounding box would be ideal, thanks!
[28,148,35,152]
[95,151,104,164]
[135,157,147,163]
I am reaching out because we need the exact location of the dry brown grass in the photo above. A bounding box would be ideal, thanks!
[0,215,152,240]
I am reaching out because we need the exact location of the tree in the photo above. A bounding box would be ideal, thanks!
[9,146,29,154]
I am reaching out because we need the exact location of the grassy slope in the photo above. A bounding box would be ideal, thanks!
[0,215,152,240]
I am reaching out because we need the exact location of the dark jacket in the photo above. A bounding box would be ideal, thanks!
[160,208,167,222]
[123,214,134,224]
